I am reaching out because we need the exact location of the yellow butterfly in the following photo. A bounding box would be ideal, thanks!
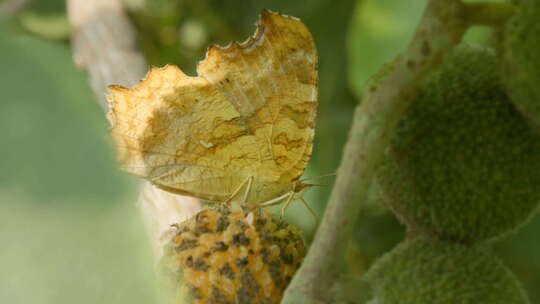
[107,10,318,214]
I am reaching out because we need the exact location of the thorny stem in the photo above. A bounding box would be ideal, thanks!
[282,1,468,303]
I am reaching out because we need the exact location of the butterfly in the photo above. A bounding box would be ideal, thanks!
[107,10,318,212]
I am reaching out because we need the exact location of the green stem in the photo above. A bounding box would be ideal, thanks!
[462,2,516,27]
[281,1,468,303]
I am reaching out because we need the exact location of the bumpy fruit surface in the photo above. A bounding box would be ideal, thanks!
[160,203,306,304]
[377,45,540,243]
[366,237,530,304]
[501,0,540,125]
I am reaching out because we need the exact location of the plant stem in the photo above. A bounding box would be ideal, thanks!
[67,0,147,109]
[281,1,468,303]
[66,0,201,261]
[462,2,516,27]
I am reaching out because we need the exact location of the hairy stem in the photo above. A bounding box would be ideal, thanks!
[282,1,468,303]
[462,2,516,27]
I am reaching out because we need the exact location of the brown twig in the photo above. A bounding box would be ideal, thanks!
[66,0,200,261]
[282,1,468,303]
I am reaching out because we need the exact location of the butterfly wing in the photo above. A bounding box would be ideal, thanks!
[107,10,318,203]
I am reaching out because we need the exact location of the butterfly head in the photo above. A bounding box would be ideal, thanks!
[291,180,308,193]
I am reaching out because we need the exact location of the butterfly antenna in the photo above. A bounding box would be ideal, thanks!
[300,197,319,226]
[305,183,328,188]
[300,172,337,182]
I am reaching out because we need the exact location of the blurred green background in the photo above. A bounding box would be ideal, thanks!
[0,0,539,303]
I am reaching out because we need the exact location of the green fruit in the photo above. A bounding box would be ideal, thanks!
[501,0,540,125]
[366,238,530,304]
[377,45,540,243]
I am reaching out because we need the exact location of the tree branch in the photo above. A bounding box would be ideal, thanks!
[67,0,147,109]
[66,0,200,262]
[282,1,468,303]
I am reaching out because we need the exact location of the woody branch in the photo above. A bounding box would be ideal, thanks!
[66,0,200,261]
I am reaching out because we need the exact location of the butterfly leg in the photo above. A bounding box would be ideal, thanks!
[225,176,254,205]
[300,197,318,225]
[240,176,254,204]
[258,193,317,222]
[257,191,294,218]
[280,191,295,219]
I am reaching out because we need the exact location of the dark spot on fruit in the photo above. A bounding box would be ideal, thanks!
[237,271,261,304]
[269,260,283,287]
[216,216,229,232]
[212,241,229,252]
[185,256,193,267]
[282,253,293,265]
[232,232,250,247]
[188,284,202,300]
[193,258,210,272]
[255,218,267,229]
[219,263,235,280]
[260,248,270,264]
[236,257,249,268]
[195,214,212,233]
[264,234,277,243]
[209,286,231,304]
[176,239,198,252]
[186,256,209,272]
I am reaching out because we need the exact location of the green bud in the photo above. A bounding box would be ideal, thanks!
[501,0,540,126]
[377,45,540,243]
[366,237,530,304]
